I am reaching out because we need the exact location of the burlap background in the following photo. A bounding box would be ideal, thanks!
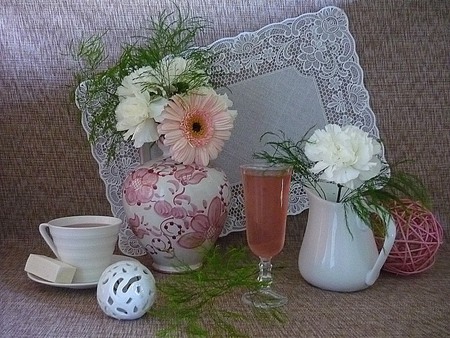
[1,0,449,241]
[1,1,449,336]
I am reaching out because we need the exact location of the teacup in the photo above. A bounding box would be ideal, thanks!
[39,215,121,283]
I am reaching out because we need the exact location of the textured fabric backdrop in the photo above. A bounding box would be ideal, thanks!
[1,1,449,337]
[1,0,449,242]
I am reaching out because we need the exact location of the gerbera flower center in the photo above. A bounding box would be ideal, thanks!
[192,121,202,133]
[181,110,214,146]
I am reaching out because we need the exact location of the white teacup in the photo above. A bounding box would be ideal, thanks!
[39,215,121,283]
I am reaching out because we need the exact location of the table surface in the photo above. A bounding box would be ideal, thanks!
[2,213,449,337]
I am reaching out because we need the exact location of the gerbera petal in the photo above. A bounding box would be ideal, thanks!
[212,130,231,139]
[195,149,210,167]
[206,144,219,160]
[181,149,195,165]
[172,144,195,164]
[211,117,233,130]
[163,130,185,144]
[171,136,187,149]
[157,90,236,165]
[158,120,179,134]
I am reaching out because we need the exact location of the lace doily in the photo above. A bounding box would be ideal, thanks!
[76,6,381,256]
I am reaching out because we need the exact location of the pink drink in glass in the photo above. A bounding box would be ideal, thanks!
[242,165,292,259]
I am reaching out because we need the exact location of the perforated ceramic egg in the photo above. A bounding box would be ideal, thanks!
[97,260,156,320]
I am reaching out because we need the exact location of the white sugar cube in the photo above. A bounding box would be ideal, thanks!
[25,254,76,283]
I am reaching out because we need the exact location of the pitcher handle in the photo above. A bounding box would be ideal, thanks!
[39,223,61,259]
[365,210,396,286]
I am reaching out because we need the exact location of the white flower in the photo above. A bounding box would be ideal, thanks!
[159,56,187,82]
[116,66,161,99]
[157,56,190,93]
[304,124,382,188]
[113,58,218,151]
[115,93,168,147]
[157,56,209,92]
[115,66,170,147]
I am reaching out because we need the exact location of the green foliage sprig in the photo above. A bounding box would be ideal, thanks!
[150,245,286,338]
[71,7,213,159]
[255,130,431,235]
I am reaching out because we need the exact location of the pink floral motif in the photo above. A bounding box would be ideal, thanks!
[171,206,188,219]
[154,200,173,217]
[177,196,227,249]
[128,214,150,239]
[154,200,189,219]
[122,158,230,269]
[123,168,159,205]
[174,165,207,186]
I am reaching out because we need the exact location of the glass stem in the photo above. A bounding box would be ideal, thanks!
[258,258,273,289]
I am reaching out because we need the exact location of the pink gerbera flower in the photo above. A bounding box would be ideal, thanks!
[157,88,237,166]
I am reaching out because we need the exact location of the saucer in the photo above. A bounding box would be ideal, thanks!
[27,255,139,289]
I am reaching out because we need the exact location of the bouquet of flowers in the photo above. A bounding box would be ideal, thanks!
[256,124,430,233]
[73,10,237,166]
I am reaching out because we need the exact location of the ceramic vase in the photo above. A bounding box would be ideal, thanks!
[298,184,396,292]
[122,154,231,273]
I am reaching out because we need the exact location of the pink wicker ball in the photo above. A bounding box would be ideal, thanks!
[382,199,444,275]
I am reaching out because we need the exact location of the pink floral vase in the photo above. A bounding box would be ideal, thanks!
[122,156,231,273]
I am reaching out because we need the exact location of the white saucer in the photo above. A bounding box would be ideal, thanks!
[27,255,139,289]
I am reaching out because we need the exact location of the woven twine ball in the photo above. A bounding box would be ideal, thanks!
[97,261,156,320]
[381,199,444,276]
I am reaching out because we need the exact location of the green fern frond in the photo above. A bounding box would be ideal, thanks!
[255,130,431,235]
[150,245,286,338]
[71,6,212,160]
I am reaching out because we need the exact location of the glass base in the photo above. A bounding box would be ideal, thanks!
[242,288,288,309]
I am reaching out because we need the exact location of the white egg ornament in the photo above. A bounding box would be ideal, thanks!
[97,261,156,320]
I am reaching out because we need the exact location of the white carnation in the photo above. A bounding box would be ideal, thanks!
[115,93,168,147]
[160,56,187,83]
[116,66,162,99]
[157,56,210,92]
[218,91,238,120]
[304,124,382,188]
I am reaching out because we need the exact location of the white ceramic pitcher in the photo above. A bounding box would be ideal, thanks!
[298,185,396,292]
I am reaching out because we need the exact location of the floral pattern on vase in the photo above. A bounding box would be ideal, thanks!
[122,157,230,273]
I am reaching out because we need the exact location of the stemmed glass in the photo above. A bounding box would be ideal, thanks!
[240,163,293,308]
